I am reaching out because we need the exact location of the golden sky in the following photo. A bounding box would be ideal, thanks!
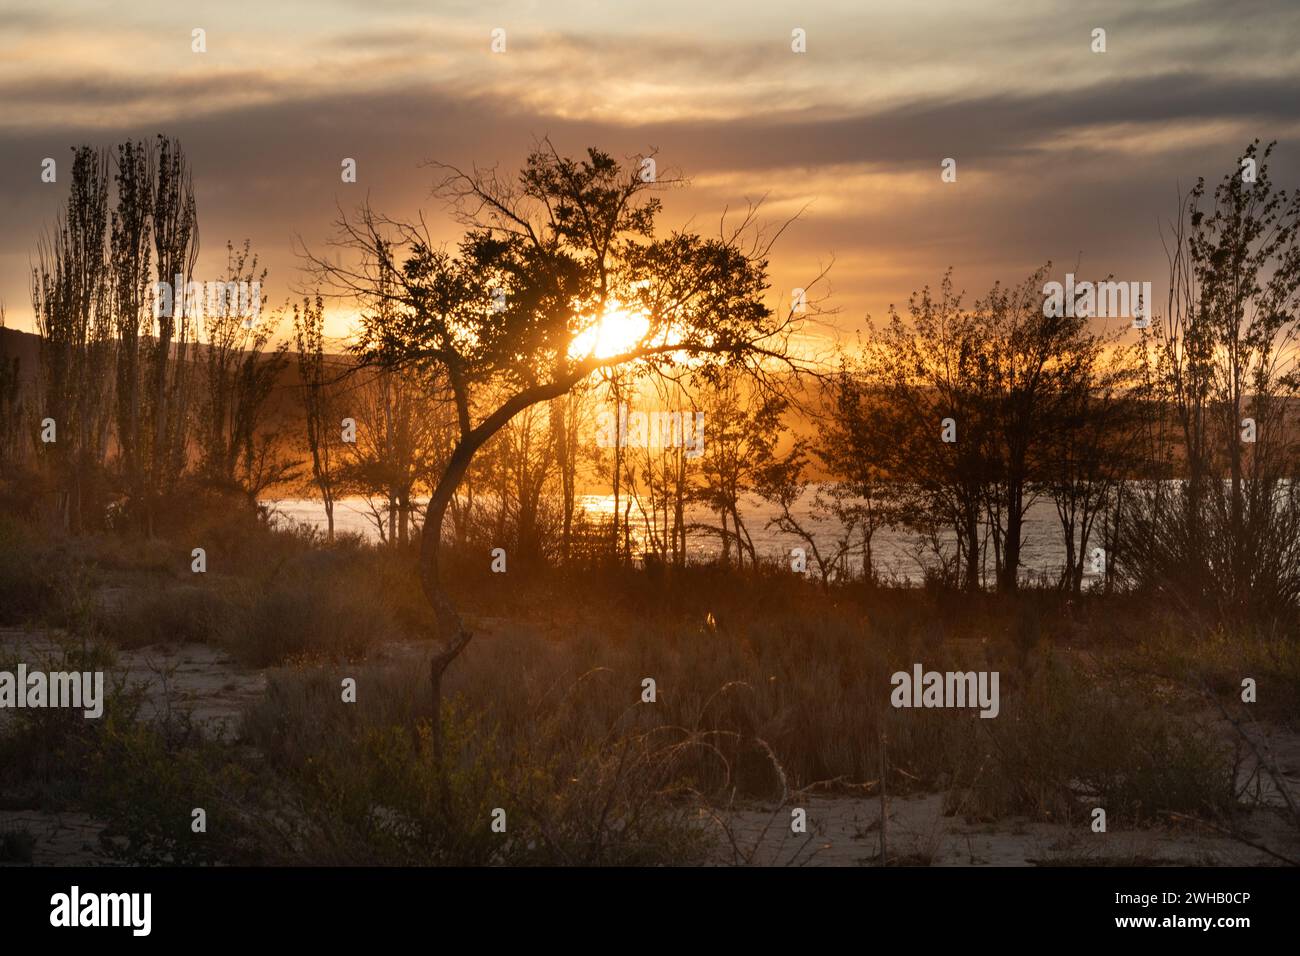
[2,0,1299,343]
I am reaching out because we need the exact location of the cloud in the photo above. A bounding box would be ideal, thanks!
[2,1,1299,337]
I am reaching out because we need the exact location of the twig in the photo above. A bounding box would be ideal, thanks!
[1203,686,1300,830]
[1164,811,1299,867]
[878,730,889,866]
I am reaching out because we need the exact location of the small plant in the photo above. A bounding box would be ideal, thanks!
[0,826,36,863]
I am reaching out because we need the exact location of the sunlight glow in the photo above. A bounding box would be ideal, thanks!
[568,301,651,360]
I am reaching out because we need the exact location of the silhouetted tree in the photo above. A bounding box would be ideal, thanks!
[144,137,199,533]
[816,356,906,585]
[32,146,114,532]
[306,141,814,810]
[1124,141,1300,621]
[293,293,340,539]
[696,370,785,569]
[110,139,153,512]
[194,241,293,507]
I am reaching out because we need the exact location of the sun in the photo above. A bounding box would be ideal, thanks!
[568,301,651,360]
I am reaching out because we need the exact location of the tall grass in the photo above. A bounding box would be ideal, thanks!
[0,511,1284,864]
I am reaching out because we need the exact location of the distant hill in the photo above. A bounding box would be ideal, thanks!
[1,323,309,417]
[0,327,39,387]
[1,325,841,490]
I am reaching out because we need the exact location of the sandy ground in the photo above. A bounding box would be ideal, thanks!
[2,626,1298,866]
[1,627,266,865]
[705,793,1300,867]
[0,628,265,737]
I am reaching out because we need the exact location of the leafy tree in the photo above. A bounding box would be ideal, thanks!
[696,370,786,570]
[306,142,813,809]
[1042,341,1140,595]
[32,146,114,532]
[815,355,907,586]
[858,267,1107,592]
[862,273,993,590]
[194,242,293,507]
[968,266,1101,592]
[1124,141,1300,621]
[293,294,340,540]
[144,137,199,533]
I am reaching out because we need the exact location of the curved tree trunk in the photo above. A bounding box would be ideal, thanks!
[419,440,478,817]
[416,374,581,816]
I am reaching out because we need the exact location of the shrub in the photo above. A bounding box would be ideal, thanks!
[0,516,57,626]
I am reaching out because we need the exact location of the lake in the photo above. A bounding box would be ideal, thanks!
[267,490,1102,586]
